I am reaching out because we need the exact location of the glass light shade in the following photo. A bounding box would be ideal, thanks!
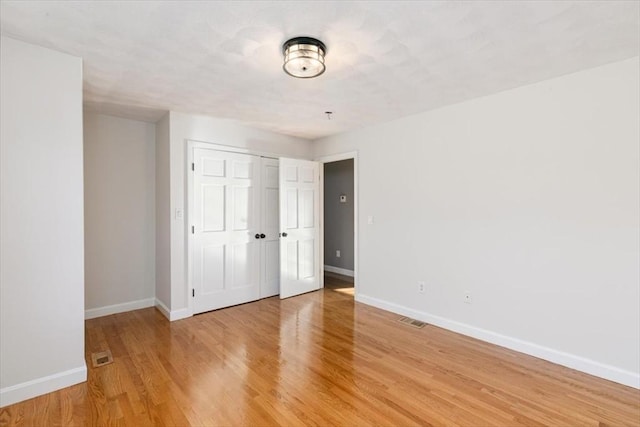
[283,38,326,78]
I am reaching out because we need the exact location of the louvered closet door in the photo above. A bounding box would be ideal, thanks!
[193,148,261,314]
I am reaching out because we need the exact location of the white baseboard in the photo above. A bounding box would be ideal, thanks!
[169,307,192,321]
[0,365,87,408]
[355,294,640,389]
[324,265,354,277]
[155,298,170,319]
[154,298,192,322]
[85,297,156,320]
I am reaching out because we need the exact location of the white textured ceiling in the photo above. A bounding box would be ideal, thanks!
[1,1,639,139]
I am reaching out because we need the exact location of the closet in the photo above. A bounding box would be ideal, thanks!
[190,145,320,314]
[191,148,280,314]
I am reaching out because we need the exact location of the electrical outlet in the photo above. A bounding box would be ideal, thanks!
[464,292,473,304]
[418,281,425,293]
[336,250,341,258]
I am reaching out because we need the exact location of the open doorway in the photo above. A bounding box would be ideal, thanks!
[323,158,355,296]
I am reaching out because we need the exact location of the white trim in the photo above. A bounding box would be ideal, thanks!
[324,265,354,277]
[85,298,155,319]
[317,151,359,297]
[169,307,192,321]
[155,298,171,320]
[186,141,196,318]
[0,365,87,408]
[317,151,358,164]
[186,139,296,160]
[318,164,325,289]
[355,293,640,389]
[154,298,192,322]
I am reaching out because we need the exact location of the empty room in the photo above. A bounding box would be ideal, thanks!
[1,1,639,426]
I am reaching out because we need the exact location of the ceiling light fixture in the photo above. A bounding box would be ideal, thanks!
[282,37,326,79]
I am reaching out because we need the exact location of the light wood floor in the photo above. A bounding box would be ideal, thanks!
[1,280,638,426]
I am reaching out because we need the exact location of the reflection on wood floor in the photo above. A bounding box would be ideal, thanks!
[1,284,638,426]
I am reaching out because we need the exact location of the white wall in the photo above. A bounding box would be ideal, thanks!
[83,113,156,318]
[158,111,313,319]
[155,113,171,311]
[313,57,640,388]
[0,36,86,406]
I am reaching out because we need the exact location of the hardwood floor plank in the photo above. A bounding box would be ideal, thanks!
[1,283,638,426]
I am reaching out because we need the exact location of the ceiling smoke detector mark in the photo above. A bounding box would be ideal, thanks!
[398,316,427,329]
[325,111,333,120]
[91,349,113,368]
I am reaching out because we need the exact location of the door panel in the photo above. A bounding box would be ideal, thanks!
[285,240,298,280]
[285,188,298,229]
[264,241,279,286]
[193,148,261,314]
[300,166,315,183]
[202,185,225,231]
[201,244,225,292]
[232,160,253,179]
[284,165,298,182]
[279,158,320,299]
[231,242,259,288]
[260,158,280,298]
[300,189,314,228]
[232,186,252,230]
[299,239,315,279]
[265,189,279,229]
[203,158,225,176]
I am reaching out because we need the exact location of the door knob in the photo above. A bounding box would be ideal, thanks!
[281,232,288,237]
[255,233,260,239]
[260,233,266,239]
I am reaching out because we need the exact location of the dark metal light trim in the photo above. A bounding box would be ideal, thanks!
[282,36,327,79]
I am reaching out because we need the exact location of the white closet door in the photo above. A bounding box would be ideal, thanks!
[279,158,321,299]
[260,158,280,298]
[192,148,261,314]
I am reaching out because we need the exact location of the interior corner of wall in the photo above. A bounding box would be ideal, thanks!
[154,298,171,320]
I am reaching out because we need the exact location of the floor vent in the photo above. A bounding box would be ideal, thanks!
[91,350,113,368]
[398,317,427,328]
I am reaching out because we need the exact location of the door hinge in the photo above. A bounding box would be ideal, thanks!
[192,225,195,234]
[191,162,194,171]
[192,289,195,297]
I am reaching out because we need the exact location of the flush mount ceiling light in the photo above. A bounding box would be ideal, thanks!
[282,37,326,78]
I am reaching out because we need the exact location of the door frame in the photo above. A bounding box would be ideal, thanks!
[186,140,283,317]
[316,151,359,296]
